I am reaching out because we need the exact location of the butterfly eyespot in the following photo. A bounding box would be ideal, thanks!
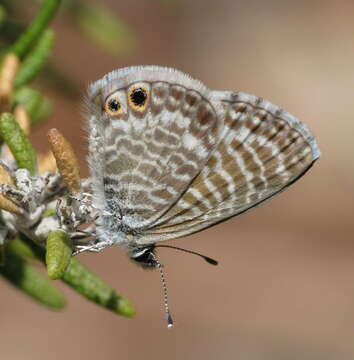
[128,87,148,111]
[104,97,122,116]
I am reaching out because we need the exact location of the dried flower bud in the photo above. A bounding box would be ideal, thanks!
[0,163,22,215]
[0,54,20,112]
[14,105,31,135]
[47,128,81,193]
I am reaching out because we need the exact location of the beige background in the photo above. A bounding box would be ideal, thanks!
[2,1,354,359]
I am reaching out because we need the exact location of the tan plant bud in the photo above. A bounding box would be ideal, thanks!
[0,54,20,112]
[47,128,81,193]
[14,105,31,135]
[0,163,22,215]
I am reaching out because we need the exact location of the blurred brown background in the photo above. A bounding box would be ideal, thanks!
[2,0,354,359]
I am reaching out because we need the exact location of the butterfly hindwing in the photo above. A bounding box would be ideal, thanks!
[141,90,319,243]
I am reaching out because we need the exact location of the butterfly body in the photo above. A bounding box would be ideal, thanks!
[86,66,320,267]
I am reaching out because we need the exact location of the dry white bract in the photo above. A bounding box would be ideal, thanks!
[0,132,96,250]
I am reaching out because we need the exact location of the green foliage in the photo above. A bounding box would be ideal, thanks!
[0,112,38,175]
[15,29,55,88]
[9,0,61,59]
[8,237,40,261]
[0,0,135,318]
[73,1,135,55]
[42,208,57,217]
[19,236,135,317]
[1,0,137,97]
[46,230,72,280]
[63,257,135,317]
[1,244,66,310]
[13,86,52,126]
[0,5,7,28]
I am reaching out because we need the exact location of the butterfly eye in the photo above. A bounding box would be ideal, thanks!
[104,97,123,116]
[128,87,149,112]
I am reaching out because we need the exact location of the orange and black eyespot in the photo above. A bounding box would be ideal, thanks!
[128,87,149,112]
[104,97,123,116]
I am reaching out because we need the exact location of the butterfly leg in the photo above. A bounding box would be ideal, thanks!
[70,225,96,240]
[73,238,114,255]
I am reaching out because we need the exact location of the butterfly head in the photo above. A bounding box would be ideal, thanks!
[129,245,159,268]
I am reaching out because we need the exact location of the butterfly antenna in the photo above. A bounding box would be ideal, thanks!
[155,244,218,265]
[152,253,174,328]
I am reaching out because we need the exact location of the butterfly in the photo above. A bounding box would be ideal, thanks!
[85,66,320,325]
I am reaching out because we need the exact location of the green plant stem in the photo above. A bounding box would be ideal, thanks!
[0,245,66,310]
[46,230,72,280]
[15,29,55,88]
[42,208,56,217]
[71,1,135,55]
[9,0,61,59]
[7,237,39,262]
[0,112,37,175]
[63,257,135,317]
[0,5,7,28]
[19,236,135,317]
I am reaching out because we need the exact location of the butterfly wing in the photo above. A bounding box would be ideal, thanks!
[87,67,224,234]
[140,90,320,243]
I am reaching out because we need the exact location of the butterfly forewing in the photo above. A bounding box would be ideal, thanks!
[93,73,221,230]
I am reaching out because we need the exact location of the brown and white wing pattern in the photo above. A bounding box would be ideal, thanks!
[87,66,319,249]
[87,67,223,238]
[141,90,320,243]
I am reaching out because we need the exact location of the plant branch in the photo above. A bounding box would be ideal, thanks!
[2,241,66,309]
[15,29,55,88]
[0,112,37,175]
[46,230,72,279]
[9,0,61,59]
